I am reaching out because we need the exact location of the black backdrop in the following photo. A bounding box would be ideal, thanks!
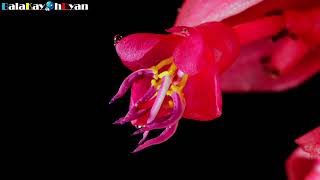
[4,0,319,179]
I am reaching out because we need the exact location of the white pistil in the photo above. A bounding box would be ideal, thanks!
[147,75,172,123]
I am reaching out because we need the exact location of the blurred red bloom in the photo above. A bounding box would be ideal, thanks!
[296,127,320,158]
[286,148,320,180]
[177,0,320,92]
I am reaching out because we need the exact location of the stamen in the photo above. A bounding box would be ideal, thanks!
[155,57,173,70]
[147,75,172,124]
[113,107,150,125]
[132,92,185,135]
[109,69,154,104]
[132,123,178,153]
[134,86,157,107]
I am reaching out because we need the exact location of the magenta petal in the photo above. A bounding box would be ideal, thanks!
[172,27,213,75]
[116,33,182,71]
[132,123,178,153]
[175,0,264,26]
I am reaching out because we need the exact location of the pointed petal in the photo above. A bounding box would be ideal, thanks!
[183,66,222,121]
[171,26,213,75]
[116,33,182,71]
[175,0,264,27]
[132,123,178,153]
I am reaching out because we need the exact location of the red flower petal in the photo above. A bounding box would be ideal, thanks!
[295,127,320,157]
[115,33,182,71]
[285,9,320,45]
[175,0,264,27]
[286,148,320,180]
[223,0,320,26]
[233,15,284,45]
[220,39,320,92]
[183,66,222,121]
[195,22,240,73]
[170,26,213,75]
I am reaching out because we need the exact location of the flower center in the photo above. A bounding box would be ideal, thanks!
[110,57,188,152]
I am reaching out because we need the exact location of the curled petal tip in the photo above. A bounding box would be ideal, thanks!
[109,97,116,104]
[132,129,144,136]
[131,147,141,154]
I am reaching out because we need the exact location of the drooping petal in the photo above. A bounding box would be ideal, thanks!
[115,33,182,71]
[195,22,240,73]
[286,148,320,180]
[295,127,320,157]
[170,26,213,75]
[175,0,264,27]
[220,38,320,92]
[183,65,222,120]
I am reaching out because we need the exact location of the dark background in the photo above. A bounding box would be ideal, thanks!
[4,0,319,179]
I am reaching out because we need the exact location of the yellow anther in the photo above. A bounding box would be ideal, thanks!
[179,75,188,89]
[151,67,158,79]
[151,79,158,87]
[158,71,170,79]
[170,85,179,92]
[155,57,173,70]
[168,63,177,75]
[168,100,174,108]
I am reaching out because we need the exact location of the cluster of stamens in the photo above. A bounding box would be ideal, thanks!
[110,57,188,152]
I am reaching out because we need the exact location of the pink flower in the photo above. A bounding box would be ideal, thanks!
[111,0,320,152]
[111,22,240,152]
[286,148,320,180]
[176,0,320,92]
